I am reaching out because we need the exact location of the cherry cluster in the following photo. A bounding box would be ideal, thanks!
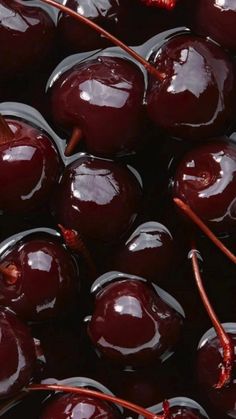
[1,1,236,419]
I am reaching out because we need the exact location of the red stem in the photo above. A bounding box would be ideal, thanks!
[58,224,97,280]
[0,115,14,145]
[27,384,171,419]
[39,0,165,81]
[141,0,177,10]
[0,263,19,285]
[173,198,236,265]
[190,242,234,389]
[64,127,83,157]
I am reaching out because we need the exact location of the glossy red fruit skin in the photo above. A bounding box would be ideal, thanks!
[197,325,236,416]
[113,222,174,283]
[0,237,79,322]
[88,278,184,367]
[195,0,236,53]
[50,56,145,157]
[147,35,236,140]
[0,307,35,399]
[40,393,121,419]
[173,139,236,234]
[51,156,142,243]
[0,119,62,214]
[0,0,55,81]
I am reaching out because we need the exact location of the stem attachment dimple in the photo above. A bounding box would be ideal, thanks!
[64,127,83,157]
[0,263,20,285]
[190,243,234,389]
[173,197,236,265]
[0,115,14,145]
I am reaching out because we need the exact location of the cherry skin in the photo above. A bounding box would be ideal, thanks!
[113,221,175,283]
[49,56,145,157]
[0,0,56,81]
[197,324,236,417]
[40,393,121,419]
[145,397,209,419]
[173,139,236,234]
[87,274,184,367]
[0,234,79,322]
[195,0,236,53]
[0,307,36,399]
[146,35,236,140]
[51,155,142,243]
[0,117,62,214]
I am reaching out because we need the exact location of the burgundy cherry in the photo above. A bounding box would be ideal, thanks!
[113,221,174,283]
[146,35,236,140]
[195,0,236,53]
[0,0,56,81]
[0,232,79,321]
[0,307,35,399]
[140,397,209,419]
[49,56,145,157]
[87,273,184,366]
[51,155,142,243]
[0,116,62,215]
[173,139,236,234]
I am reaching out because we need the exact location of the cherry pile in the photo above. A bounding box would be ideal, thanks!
[1,1,236,418]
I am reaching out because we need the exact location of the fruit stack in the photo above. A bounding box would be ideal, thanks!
[0,1,236,418]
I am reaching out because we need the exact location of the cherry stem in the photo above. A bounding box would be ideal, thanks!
[64,127,83,157]
[173,198,236,265]
[58,224,97,280]
[27,384,171,419]
[190,242,234,389]
[39,0,165,81]
[0,263,19,285]
[0,115,14,145]
[141,0,177,10]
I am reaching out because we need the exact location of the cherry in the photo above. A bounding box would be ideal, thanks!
[142,397,209,418]
[0,0,56,81]
[195,0,236,53]
[113,221,175,283]
[0,307,36,399]
[0,230,79,322]
[51,155,142,243]
[141,0,178,10]
[87,272,184,366]
[49,55,145,157]
[173,139,236,235]
[0,116,62,215]
[146,35,236,140]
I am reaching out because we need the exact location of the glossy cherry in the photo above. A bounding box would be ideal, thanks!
[0,0,56,81]
[0,232,79,321]
[87,273,184,366]
[147,35,236,140]
[50,55,145,157]
[0,307,35,399]
[139,397,209,419]
[0,116,62,215]
[51,155,142,243]
[173,139,236,234]
[113,221,174,283]
[195,0,236,53]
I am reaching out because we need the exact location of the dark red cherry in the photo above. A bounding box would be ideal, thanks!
[0,116,62,214]
[51,155,142,243]
[173,139,236,234]
[0,0,56,81]
[141,397,209,419]
[0,232,79,322]
[49,56,145,157]
[195,0,236,53]
[146,35,236,140]
[0,307,35,399]
[87,273,184,366]
[197,324,236,416]
[113,221,174,283]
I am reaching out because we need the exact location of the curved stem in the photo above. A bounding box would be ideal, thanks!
[65,127,83,157]
[27,384,171,419]
[190,242,234,389]
[173,198,236,265]
[39,0,165,81]
[0,263,19,285]
[58,224,97,280]
[141,0,177,10]
[0,115,14,145]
